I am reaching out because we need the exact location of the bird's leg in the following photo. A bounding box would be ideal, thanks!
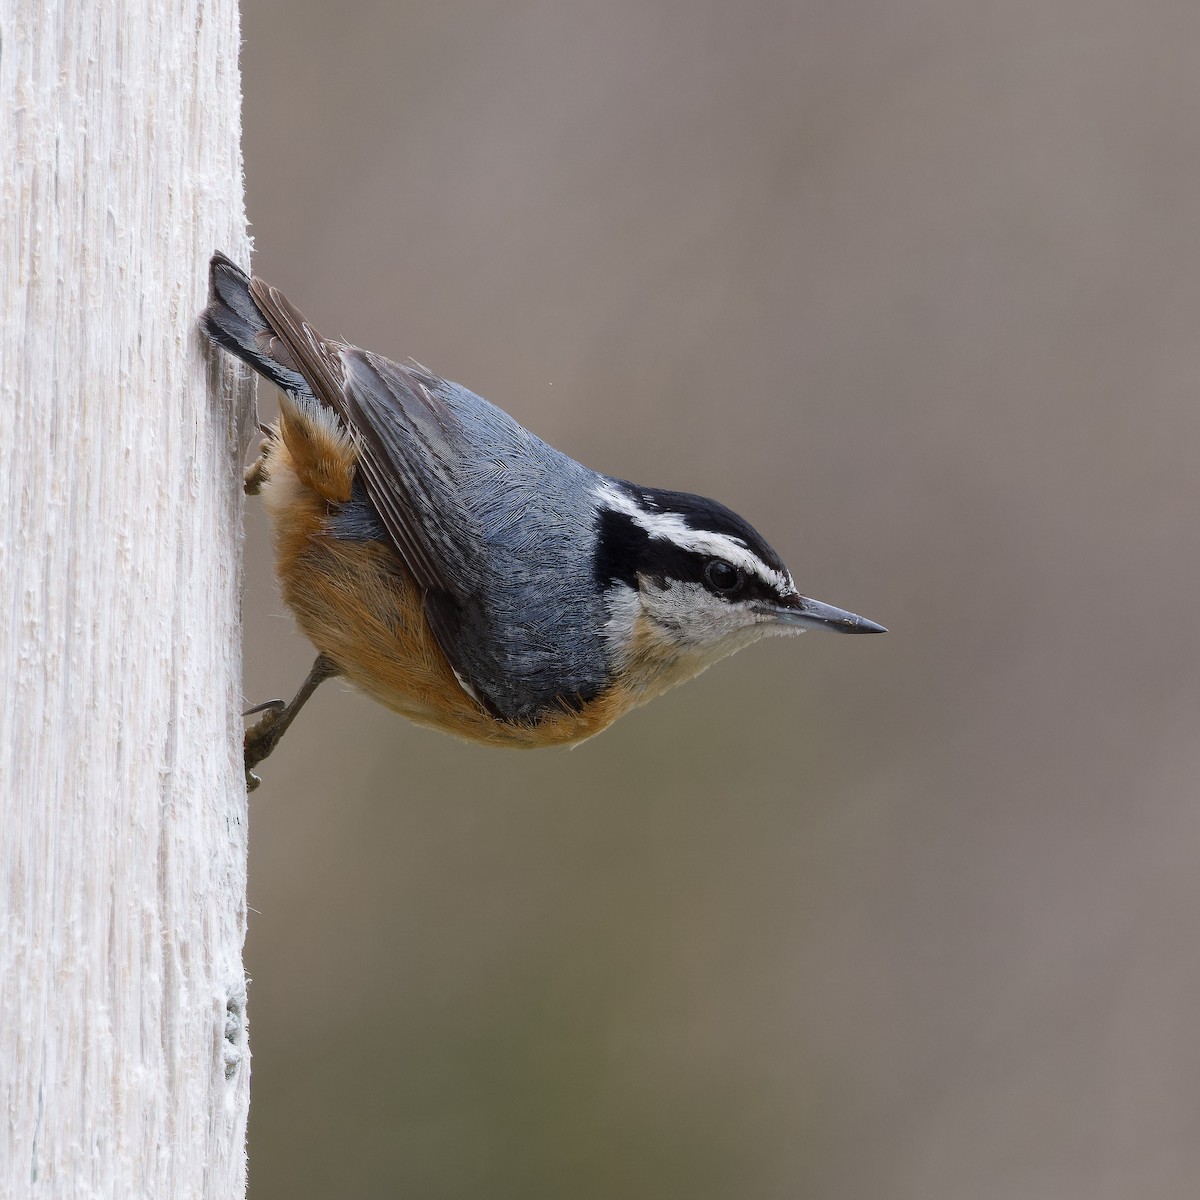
[244,654,340,790]
[243,424,275,496]
[243,456,268,496]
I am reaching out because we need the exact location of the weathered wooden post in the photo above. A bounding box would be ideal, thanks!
[1,1,253,1195]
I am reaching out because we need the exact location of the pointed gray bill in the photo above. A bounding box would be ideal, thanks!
[768,594,888,634]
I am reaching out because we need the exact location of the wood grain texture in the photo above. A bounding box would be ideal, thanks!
[0,1,253,1195]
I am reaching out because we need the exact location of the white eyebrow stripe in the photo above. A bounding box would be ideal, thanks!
[597,482,794,595]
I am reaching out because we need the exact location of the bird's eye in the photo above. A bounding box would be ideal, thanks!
[704,559,743,595]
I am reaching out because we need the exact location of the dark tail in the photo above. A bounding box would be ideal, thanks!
[201,252,309,396]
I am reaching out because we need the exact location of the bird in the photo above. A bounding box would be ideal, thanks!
[201,252,885,783]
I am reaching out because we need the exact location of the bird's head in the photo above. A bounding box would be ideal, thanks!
[593,480,885,702]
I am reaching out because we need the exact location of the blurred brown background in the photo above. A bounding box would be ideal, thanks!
[238,2,1200,1196]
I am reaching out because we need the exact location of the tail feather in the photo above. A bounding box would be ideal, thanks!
[202,252,310,396]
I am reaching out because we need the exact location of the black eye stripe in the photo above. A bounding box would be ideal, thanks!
[594,508,649,589]
[595,508,782,604]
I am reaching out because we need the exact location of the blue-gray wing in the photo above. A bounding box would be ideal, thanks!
[339,351,609,723]
[339,351,486,600]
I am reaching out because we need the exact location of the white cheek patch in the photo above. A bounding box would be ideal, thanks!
[601,578,780,691]
[596,482,794,597]
[639,581,739,642]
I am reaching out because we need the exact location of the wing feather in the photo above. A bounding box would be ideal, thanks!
[247,278,471,600]
[247,277,347,414]
[338,349,481,601]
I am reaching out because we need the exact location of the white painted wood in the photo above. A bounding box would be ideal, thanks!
[1,1,253,1196]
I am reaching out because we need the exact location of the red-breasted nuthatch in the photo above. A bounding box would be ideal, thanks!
[202,253,885,782]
